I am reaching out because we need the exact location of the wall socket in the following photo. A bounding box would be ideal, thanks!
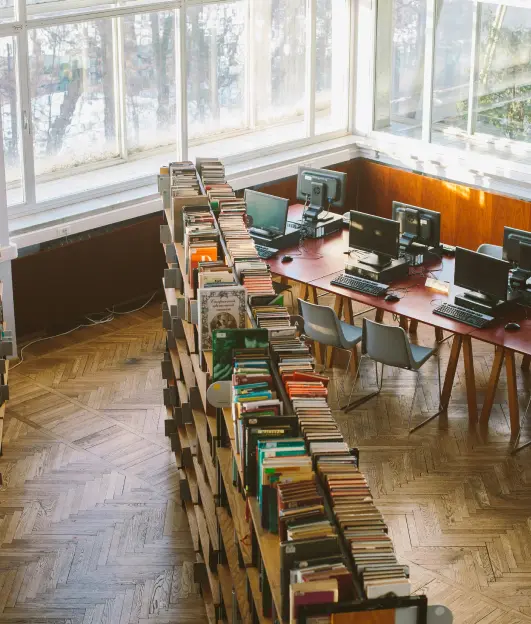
[56,225,71,238]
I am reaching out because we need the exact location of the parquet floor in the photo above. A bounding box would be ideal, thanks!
[1,298,531,623]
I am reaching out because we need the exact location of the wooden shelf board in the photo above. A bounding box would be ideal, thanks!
[196,553,217,624]
[168,347,181,381]
[191,353,208,413]
[193,409,217,494]
[205,412,218,440]
[217,507,252,624]
[193,456,219,552]
[184,500,200,552]
[217,448,251,567]
[247,497,282,620]
[203,350,213,375]
[164,281,178,310]
[176,338,197,397]
[164,207,171,225]
[175,243,194,301]
[222,408,243,483]
[185,423,197,456]
[217,563,234,624]
[183,319,197,355]
[247,567,272,624]
[194,504,220,606]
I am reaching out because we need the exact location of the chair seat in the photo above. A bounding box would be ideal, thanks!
[410,343,437,369]
[339,321,363,348]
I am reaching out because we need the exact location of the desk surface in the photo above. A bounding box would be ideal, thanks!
[267,204,347,283]
[470,313,531,355]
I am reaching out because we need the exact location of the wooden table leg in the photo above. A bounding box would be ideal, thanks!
[435,327,444,342]
[409,320,418,334]
[375,309,384,323]
[480,347,504,426]
[280,276,288,286]
[343,299,354,324]
[462,336,478,424]
[399,316,409,331]
[441,335,463,411]
[522,355,531,371]
[307,286,318,304]
[305,286,323,363]
[505,350,521,437]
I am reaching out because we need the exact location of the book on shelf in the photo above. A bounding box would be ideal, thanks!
[212,328,269,382]
[197,286,247,353]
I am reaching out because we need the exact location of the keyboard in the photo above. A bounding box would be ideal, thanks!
[255,244,278,260]
[330,274,389,296]
[433,303,494,328]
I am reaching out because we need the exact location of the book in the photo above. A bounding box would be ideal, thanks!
[197,286,246,352]
[212,328,269,382]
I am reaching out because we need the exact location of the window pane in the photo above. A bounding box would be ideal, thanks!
[430,0,474,145]
[254,0,306,138]
[374,0,426,138]
[475,4,531,144]
[315,0,349,135]
[124,11,176,155]
[186,1,246,143]
[29,20,119,201]
[26,0,168,20]
[0,37,23,206]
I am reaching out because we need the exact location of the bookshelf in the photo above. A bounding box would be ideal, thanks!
[159,162,450,624]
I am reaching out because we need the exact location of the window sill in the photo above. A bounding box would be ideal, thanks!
[9,135,360,249]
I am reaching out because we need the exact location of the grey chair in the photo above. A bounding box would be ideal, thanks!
[343,318,442,433]
[477,243,503,259]
[298,298,363,405]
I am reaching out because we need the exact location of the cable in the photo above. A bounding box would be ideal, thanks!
[10,292,158,371]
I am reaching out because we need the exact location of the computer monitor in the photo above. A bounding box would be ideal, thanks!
[454,247,511,304]
[392,202,441,249]
[503,226,531,271]
[349,210,400,270]
[296,167,347,221]
[244,189,289,235]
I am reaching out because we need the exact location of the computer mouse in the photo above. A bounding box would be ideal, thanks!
[384,293,400,303]
[281,255,293,263]
[505,322,521,331]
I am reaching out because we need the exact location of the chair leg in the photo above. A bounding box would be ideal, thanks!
[512,395,531,454]
[407,371,422,433]
[409,353,444,434]
[342,358,384,413]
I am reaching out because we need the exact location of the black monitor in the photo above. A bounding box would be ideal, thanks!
[392,201,441,249]
[349,210,400,270]
[244,189,289,235]
[454,247,511,304]
[297,167,347,221]
[503,226,531,272]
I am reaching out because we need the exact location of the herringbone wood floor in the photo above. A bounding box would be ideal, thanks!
[2,298,531,623]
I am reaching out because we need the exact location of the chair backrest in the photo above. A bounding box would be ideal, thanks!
[476,243,503,259]
[298,299,344,348]
[362,318,414,369]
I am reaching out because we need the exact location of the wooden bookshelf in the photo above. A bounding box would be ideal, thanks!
[0,283,10,486]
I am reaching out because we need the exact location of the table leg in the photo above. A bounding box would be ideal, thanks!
[462,336,478,424]
[409,320,418,334]
[441,335,463,411]
[399,316,409,331]
[343,299,354,324]
[305,286,323,363]
[505,350,521,437]
[375,309,384,323]
[480,347,504,426]
[307,286,318,304]
[522,355,530,371]
[435,327,444,342]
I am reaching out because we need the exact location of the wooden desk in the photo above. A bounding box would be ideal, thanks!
[471,311,531,437]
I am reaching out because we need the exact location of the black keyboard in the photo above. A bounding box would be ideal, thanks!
[330,274,389,296]
[255,244,278,259]
[433,303,494,328]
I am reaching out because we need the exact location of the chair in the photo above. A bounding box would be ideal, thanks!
[298,298,362,405]
[477,243,503,259]
[343,318,442,433]
[512,396,531,454]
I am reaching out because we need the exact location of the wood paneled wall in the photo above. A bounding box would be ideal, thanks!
[354,160,531,251]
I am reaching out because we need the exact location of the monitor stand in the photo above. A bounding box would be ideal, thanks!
[359,253,393,271]
[454,290,513,317]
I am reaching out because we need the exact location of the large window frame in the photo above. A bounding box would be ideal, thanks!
[1,0,353,221]
[370,0,531,164]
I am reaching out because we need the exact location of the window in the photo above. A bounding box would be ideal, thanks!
[375,0,531,159]
[1,0,351,219]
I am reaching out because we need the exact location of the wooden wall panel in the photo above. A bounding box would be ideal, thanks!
[355,160,531,250]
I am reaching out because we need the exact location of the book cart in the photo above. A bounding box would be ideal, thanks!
[0,283,11,485]
[158,162,452,624]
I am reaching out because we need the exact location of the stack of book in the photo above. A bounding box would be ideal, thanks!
[317,458,411,599]
[183,206,219,291]
[170,161,201,197]
[238,262,276,302]
[196,157,226,186]
[253,304,292,330]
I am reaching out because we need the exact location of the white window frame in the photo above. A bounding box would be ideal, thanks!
[367,0,531,177]
[2,0,354,222]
